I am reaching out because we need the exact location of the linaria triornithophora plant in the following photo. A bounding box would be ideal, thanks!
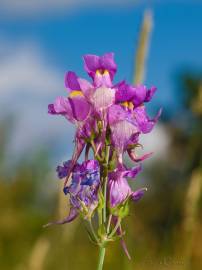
[45,53,161,269]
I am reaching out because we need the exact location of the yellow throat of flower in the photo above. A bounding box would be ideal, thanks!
[69,90,84,98]
[96,69,109,76]
[121,101,134,110]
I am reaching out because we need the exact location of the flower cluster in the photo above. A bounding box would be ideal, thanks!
[47,53,161,257]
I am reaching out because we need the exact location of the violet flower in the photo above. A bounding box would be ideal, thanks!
[45,160,100,227]
[48,71,91,123]
[108,165,146,208]
[83,52,117,87]
[46,52,161,269]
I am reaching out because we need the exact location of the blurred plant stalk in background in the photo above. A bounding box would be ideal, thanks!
[134,10,153,85]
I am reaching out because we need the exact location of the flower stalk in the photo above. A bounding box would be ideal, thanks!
[97,247,106,270]
[46,51,161,269]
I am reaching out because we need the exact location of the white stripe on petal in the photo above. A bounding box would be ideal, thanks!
[92,87,115,110]
[111,120,138,149]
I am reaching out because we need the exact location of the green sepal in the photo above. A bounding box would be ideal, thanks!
[110,197,130,218]
[98,188,105,210]
[109,233,124,242]
[86,228,98,245]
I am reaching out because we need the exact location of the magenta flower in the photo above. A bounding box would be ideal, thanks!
[80,53,117,128]
[83,52,117,87]
[108,165,146,208]
[47,52,161,268]
[108,91,161,164]
[115,80,157,107]
[48,72,91,123]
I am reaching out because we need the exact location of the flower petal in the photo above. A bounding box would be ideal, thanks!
[48,96,74,122]
[123,164,142,179]
[68,96,91,121]
[109,176,131,207]
[108,104,128,125]
[65,71,81,91]
[110,120,138,151]
[43,207,78,227]
[83,54,100,78]
[115,81,136,103]
[100,52,117,78]
[132,85,147,107]
[131,188,147,202]
[56,160,72,179]
[145,86,157,102]
[134,106,162,134]
[77,78,93,97]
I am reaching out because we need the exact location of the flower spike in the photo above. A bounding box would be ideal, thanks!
[47,52,161,268]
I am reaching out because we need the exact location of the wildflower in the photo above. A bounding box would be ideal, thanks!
[115,80,157,107]
[108,165,146,208]
[108,81,161,164]
[83,52,117,87]
[48,72,91,122]
[45,160,100,227]
[47,52,161,268]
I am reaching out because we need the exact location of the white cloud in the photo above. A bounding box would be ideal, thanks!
[0,42,61,99]
[0,41,74,162]
[0,0,140,17]
[139,123,170,160]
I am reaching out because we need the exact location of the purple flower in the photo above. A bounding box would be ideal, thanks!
[113,81,161,135]
[48,71,91,122]
[56,160,72,179]
[83,53,117,87]
[65,160,100,218]
[46,160,100,227]
[108,165,146,208]
[108,104,139,164]
[108,102,161,164]
[48,94,91,123]
[65,71,81,91]
[115,81,157,107]
[46,52,161,250]
[78,78,116,117]
[132,105,162,134]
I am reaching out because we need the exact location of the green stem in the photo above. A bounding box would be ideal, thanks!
[103,176,108,223]
[103,145,110,224]
[89,220,99,243]
[97,247,106,270]
[108,218,121,238]
[107,214,112,234]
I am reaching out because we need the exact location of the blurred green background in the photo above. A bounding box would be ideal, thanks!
[0,1,202,269]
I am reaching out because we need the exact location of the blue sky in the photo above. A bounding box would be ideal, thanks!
[1,1,202,109]
[0,0,201,162]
